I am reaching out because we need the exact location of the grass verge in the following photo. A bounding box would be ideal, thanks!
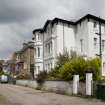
[0,95,10,105]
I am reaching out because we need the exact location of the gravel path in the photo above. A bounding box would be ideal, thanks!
[0,84,104,105]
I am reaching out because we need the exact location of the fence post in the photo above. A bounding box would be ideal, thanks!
[86,72,93,96]
[73,74,79,95]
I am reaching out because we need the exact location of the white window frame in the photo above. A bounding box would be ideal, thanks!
[102,40,105,52]
[94,38,97,50]
[38,47,40,57]
[80,39,83,53]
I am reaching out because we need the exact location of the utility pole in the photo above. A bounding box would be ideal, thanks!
[96,17,102,59]
[96,17,102,75]
[99,18,102,59]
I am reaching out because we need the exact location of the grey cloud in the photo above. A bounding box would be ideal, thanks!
[0,0,48,23]
[0,0,105,59]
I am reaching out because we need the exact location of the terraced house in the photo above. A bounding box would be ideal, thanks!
[33,14,105,76]
[12,41,34,77]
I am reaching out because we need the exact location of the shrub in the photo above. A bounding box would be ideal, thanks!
[55,50,70,69]
[47,68,62,80]
[16,73,32,80]
[85,57,101,80]
[36,71,47,84]
[0,71,4,76]
[70,50,77,59]
[42,49,101,81]
[47,50,78,80]
[47,57,101,81]
[60,57,86,81]
[59,62,73,81]
[60,57,101,81]
[0,71,10,76]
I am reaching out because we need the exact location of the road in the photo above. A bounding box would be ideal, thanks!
[0,84,104,105]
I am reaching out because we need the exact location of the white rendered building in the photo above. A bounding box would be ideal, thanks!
[33,14,105,76]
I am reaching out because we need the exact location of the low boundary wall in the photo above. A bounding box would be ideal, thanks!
[16,80,86,95]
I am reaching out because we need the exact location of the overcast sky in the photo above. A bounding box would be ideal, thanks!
[0,0,105,59]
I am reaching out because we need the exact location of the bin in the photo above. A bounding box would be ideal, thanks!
[96,84,105,100]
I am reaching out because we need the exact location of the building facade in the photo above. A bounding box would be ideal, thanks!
[33,29,43,75]
[12,41,34,77]
[33,14,105,76]
[0,60,4,72]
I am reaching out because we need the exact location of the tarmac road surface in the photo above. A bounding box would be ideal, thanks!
[0,84,104,105]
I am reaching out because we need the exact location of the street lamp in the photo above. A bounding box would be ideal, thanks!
[32,37,35,80]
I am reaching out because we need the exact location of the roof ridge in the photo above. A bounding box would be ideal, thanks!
[33,14,105,34]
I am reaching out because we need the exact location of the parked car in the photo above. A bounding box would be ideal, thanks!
[8,76,16,84]
[0,75,8,83]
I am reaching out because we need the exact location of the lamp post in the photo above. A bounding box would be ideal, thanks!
[32,37,35,79]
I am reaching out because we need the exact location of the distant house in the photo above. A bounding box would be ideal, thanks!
[0,60,4,72]
[12,41,34,77]
[2,60,13,74]
[33,14,105,76]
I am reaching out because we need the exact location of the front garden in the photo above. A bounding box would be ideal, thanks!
[36,51,102,84]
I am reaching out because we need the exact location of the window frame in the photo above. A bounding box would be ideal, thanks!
[94,38,98,50]
[38,47,40,57]
[80,39,83,52]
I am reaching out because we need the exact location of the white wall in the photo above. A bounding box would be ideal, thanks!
[33,32,44,75]
[75,19,89,56]
[88,19,99,57]
[44,22,76,71]
[34,63,43,75]
[43,24,57,71]
[16,80,86,96]
[64,25,75,51]
[56,22,76,55]
[33,17,105,76]
[56,23,64,54]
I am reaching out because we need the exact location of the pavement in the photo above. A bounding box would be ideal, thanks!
[0,84,105,105]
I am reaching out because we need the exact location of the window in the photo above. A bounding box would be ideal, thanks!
[94,21,97,28]
[35,66,38,74]
[45,44,47,56]
[51,25,53,34]
[103,62,105,71]
[35,48,36,56]
[50,63,52,69]
[45,64,47,70]
[94,38,97,49]
[38,34,40,40]
[48,25,51,35]
[48,64,50,70]
[48,43,50,54]
[34,35,36,41]
[50,42,52,53]
[103,62,105,67]
[38,66,40,71]
[38,47,40,57]
[80,39,83,52]
[104,25,105,32]
[102,40,105,51]
[45,43,52,55]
